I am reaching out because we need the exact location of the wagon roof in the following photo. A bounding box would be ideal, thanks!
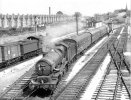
[19,39,38,44]
[0,41,20,47]
[27,35,43,41]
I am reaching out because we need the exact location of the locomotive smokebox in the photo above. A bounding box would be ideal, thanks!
[35,59,52,76]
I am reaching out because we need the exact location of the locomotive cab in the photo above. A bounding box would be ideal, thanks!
[57,39,77,62]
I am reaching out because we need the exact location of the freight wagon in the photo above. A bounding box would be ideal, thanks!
[0,39,42,69]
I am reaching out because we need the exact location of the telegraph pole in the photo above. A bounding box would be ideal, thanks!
[34,16,38,33]
[75,13,79,35]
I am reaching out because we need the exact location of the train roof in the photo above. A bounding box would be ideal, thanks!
[89,26,107,34]
[72,32,91,42]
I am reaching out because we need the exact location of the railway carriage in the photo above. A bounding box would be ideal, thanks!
[99,26,108,37]
[72,32,92,54]
[91,28,101,43]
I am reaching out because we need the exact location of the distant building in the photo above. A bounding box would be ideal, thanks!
[56,11,63,15]
[95,21,104,28]
[85,17,96,28]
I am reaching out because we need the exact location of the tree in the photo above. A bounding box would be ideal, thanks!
[74,12,82,17]
[56,11,63,15]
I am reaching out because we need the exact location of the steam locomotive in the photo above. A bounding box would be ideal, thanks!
[29,24,112,92]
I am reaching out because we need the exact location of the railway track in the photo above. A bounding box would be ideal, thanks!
[0,66,36,100]
[90,25,130,100]
[49,26,123,100]
[91,62,130,100]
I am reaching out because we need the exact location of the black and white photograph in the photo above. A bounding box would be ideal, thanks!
[0,0,130,100]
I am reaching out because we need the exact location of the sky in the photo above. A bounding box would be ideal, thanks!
[0,0,130,16]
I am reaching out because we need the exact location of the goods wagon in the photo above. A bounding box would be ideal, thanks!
[0,38,42,69]
[0,42,21,68]
[20,39,41,60]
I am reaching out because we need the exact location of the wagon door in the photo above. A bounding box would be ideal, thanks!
[4,46,11,61]
[10,45,21,59]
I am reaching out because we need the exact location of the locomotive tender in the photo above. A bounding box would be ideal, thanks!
[30,24,112,91]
